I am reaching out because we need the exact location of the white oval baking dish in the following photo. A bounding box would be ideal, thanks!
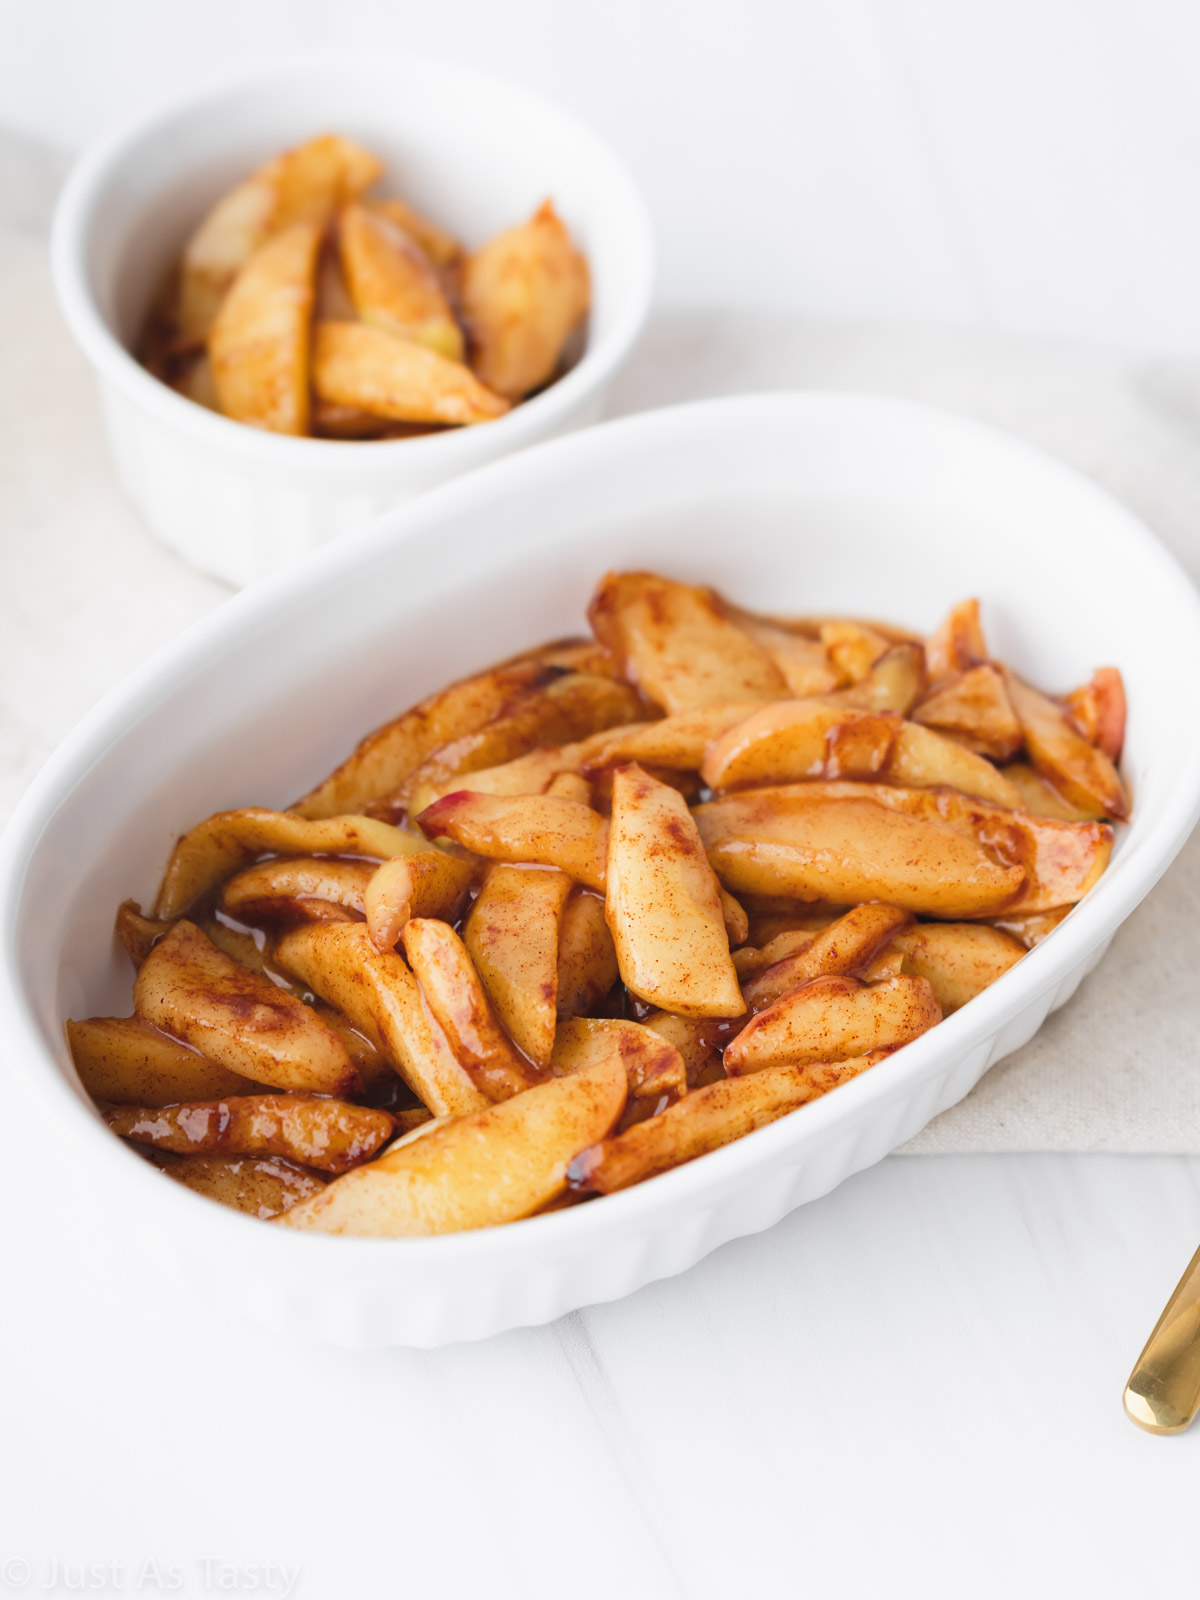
[3,393,1198,1348]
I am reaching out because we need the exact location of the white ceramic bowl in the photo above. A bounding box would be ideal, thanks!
[50,52,654,588]
[4,393,1199,1349]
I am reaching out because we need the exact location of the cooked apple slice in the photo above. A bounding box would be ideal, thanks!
[401,918,541,1100]
[272,921,487,1117]
[988,906,1072,947]
[208,221,322,435]
[831,644,926,715]
[589,763,702,813]
[312,1006,392,1090]
[185,917,307,999]
[733,928,815,981]
[569,1053,892,1194]
[745,904,846,946]
[640,1012,734,1087]
[178,133,381,344]
[338,202,464,360]
[550,1016,686,1100]
[155,808,427,920]
[313,321,508,426]
[293,655,569,819]
[889,923,1025,1013]
[364,850,476,950]
[115,900,171,967]
[556,888,619,1017]
[884,722,1023,808]
[719,886,749,946]
[859,781,1113,912]
[404,672,643,815]
[418,790,608,889]
[1000,762,1103,821]
[694,787,1025,916]
[819,621,890,683]
[1005,673,1128,819]
[925,598,988,679]
[464,865,573,1066]
[583,705,759,774]
[528,637,625,676]
[67,1016,267,1106]
[134,921,356,1094]
[414,744,588,803]
[220,856,375,923]
[724,973,940,1076]
[116,902,361,1056]
[700,700,899,790]
[461,200,590,399]
[588,572,788,714]
[731,615,843,696]
[107,1094,394,1174]
[606,765,744,1018]
[315,241,357,321]
[160,1153,327,1217]
[1065,667,1126,761]
[278,1055,626,1236]
[545,771,590,804]
[742,903,914,1012]
[369,198,462,268]
[911,664,1022,760]
[696,781,1111,915]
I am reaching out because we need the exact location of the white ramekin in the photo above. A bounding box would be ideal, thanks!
[3,393,1198,1349]
[50,52,654,587]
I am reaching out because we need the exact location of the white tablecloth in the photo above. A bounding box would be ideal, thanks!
[4,132,1199,1152]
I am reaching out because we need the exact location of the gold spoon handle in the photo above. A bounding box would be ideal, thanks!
[1124,1242,1200,1433]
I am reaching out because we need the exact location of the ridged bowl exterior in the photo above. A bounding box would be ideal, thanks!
[97,382,608,588]
[2,394,1198,1347]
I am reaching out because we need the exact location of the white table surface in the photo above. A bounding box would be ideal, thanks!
[3,1148,1198,1597]
[5,229,1200,1596]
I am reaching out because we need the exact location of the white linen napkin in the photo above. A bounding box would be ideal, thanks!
[3,129,1197,1152]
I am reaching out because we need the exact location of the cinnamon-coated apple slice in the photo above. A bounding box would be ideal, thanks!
[338,202,463,360]
[179,133,381,343]
[292,655,575,820]
[588,571,788,715]
[887,923,1025,1013]
[134,921,356,1095]
[569,1053,892,1194]
[208,221,323,435]
[272,921,487,1117]
[911,663,1022,760]
[66,1016,266,1107]
[694,787,1025,917]
[155,807,426,920]
[549,1016,686,1101]
[401,918,542,1101]
[419,790,608,889]
[464,865,573,1067]
[461,200,590,398]
[364,851,476,950]
[312,321,508,427]
[107,1094,395,1175]
[605,764,744,1018]
[1006,672,1129,819]
[724,973,940,1076]
[278,1055,626,1236]
[556,888,619,1018]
